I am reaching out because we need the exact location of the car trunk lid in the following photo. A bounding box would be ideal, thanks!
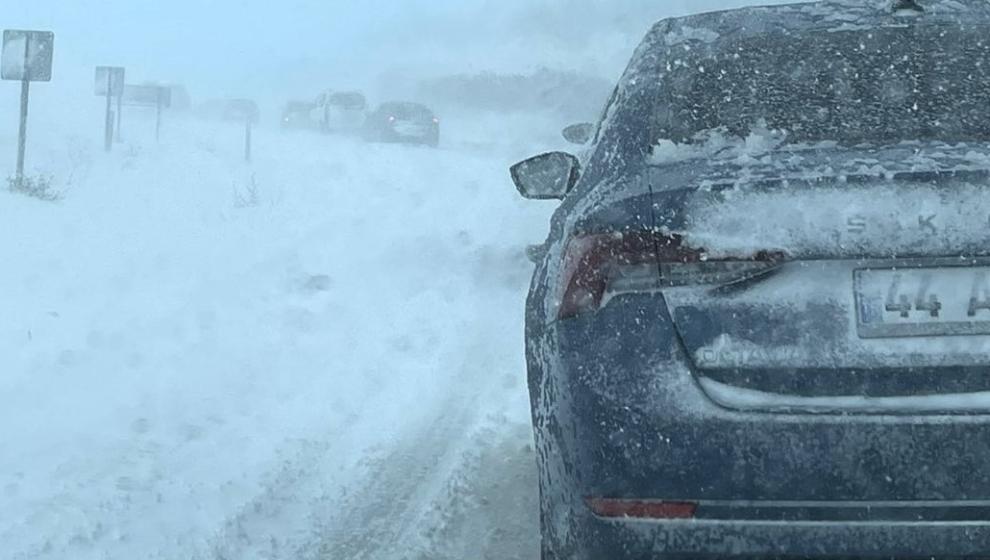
[649,144,990,409]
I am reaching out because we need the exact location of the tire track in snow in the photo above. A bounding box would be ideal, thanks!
[311,318,539,560]
[205,384,540,560]
[312,395,480,559]
[414,421,540,560]
[206,247,541,560]
[305,234,541,559]
[312,410,539,560]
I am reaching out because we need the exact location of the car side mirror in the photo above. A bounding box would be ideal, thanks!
[561,122,595,145]
[510,152,581,200]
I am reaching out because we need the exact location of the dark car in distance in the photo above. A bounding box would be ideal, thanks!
[511,1,990,559]
[363,102,439,147]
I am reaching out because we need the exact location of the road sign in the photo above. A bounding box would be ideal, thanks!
[94,66,125,96]
[227,99,260,124]
[219,99,260,162]
[3,30,54,181]
[95,66,126,149]
[123,84,172,107]
[121,85,172,142]
[2,30,54,82]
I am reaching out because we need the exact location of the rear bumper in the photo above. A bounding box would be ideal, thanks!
[573,513,990,559]
[534,294,990,557]
[549,294,990,502]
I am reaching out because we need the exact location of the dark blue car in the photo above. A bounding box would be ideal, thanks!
[512,1,990,558]
[363,101,440,147]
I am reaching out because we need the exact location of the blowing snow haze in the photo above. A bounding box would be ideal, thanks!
[1,0,793,112]
[15,1,977,560]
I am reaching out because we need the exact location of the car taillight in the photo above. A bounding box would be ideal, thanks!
[557,231,785,320]
[586,498,697,519]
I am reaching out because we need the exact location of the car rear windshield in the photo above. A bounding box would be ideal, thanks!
[653,23,990,146]
[382,103,433,120]
[329,92,366,109]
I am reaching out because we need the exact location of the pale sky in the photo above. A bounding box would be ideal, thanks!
[0,1,796,115]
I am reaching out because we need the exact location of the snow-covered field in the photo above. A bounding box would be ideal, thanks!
[0,107,559,559]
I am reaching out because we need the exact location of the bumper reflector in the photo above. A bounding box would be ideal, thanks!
[586,498,697,519]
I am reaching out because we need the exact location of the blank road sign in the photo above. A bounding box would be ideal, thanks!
[226,99,260,123]
[1,30,54,82]
[95,66,126,96]
[123,85,172,107]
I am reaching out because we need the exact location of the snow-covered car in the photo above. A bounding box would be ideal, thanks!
[363,102,439,147]
[281,100,316,130]
[310,90,367,134]
[512,1,990,559]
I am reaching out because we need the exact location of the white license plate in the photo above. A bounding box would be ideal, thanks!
[855,267,990,338]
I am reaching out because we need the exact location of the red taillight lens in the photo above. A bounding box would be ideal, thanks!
[586,498,697,519]
[557,231,784,320]
[558,231,691,319]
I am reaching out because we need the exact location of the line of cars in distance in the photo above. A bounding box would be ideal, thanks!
[281,89,440,148]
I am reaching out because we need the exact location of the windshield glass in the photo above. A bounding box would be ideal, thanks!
[329,92,366,109]
[581,15,990,187]
[381,102,433,120]
[655,24,990,145]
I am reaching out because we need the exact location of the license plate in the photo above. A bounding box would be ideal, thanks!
[394,122,428,136]
[855,267,990,338]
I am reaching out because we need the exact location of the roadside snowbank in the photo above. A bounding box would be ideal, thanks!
[0,113,552,559]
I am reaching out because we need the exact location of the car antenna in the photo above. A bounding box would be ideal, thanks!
[891,0,925,13]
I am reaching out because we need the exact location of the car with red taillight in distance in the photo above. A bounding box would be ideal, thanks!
[512,1,990,559]
[363,101,440,148]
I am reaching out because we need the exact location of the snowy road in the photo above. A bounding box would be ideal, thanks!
[0,109,556,559]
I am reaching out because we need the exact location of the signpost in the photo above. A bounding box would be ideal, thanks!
[245,117,252,162]
[226,99,259,163]
[95,66,125,151]
[122,84,171,141]
[2,30,54,181]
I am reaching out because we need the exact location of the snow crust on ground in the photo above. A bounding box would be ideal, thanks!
[0,108,553,559]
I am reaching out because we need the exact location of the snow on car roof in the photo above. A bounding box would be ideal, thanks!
[653,0,990,48]
[651,134,990,191]
[582,0,990,189]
